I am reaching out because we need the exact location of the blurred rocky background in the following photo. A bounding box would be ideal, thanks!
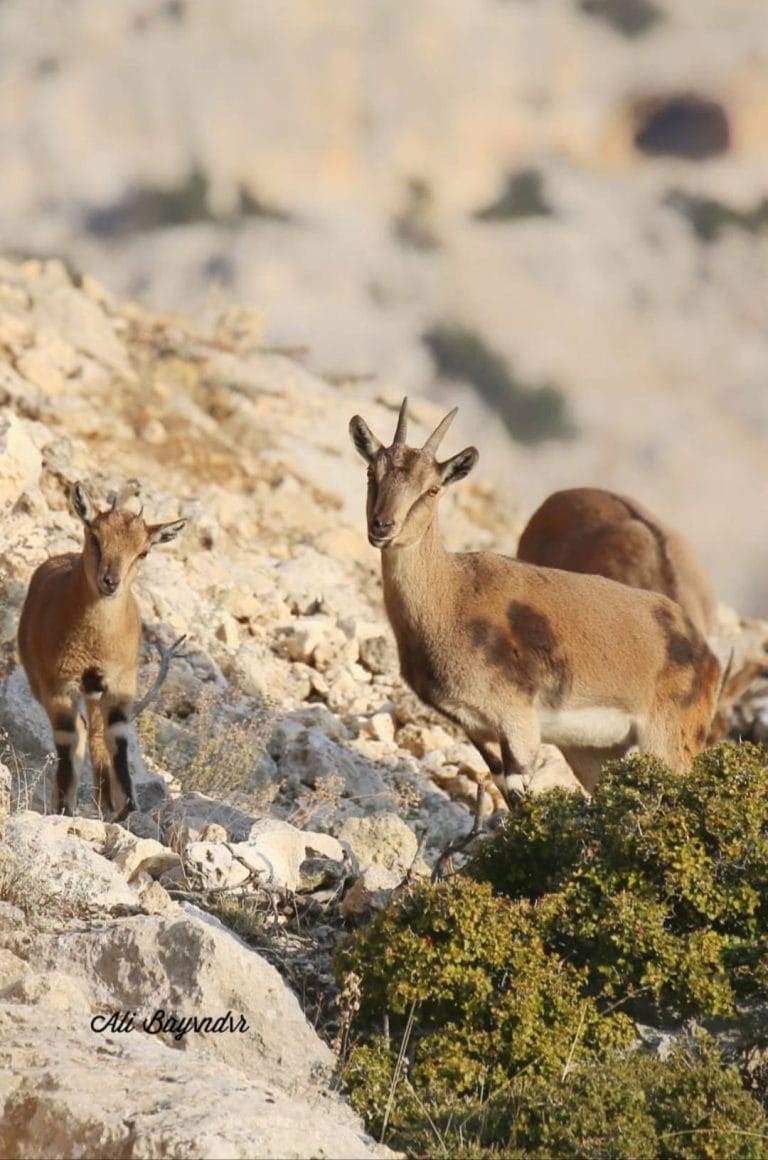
[1,0,767,612]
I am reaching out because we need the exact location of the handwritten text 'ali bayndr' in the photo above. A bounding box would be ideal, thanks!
[91,1009,250,1041]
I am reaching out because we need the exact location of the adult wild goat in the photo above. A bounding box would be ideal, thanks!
[349,399,720,799]
[517,487,716,637]
[17,481,186,819]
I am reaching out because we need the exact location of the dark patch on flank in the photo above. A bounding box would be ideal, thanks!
[654,607,696,672]
[508,601,573,706]
[696,725,707,745]
[653,603,717,708]
[667,634,695,666]
[82,667,107,695]
[654,604,694,667]
[468,602,572,707]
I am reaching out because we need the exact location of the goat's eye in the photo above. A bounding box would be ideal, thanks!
[137,550,149,560]
[367,466,374,480]
[428,485,440,497]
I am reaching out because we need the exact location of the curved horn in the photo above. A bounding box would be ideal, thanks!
[423,407,458,455]
[392,397,408,445]
[112,480,142,511]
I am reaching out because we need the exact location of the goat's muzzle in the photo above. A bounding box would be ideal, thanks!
[369,515,396,548]
[98,573,121,597]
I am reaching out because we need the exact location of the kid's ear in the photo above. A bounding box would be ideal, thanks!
[147,519,187,545]
[439,446,479,487]
[349,416,383,464]
[70,481,96,527]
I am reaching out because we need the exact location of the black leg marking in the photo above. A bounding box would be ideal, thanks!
[82,667,107,695]
[53,713,77,815]
[107,707,135,815]
[113,737,135,808]
[54,743,75,815]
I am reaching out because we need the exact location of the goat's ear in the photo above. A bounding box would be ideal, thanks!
[349,416,382,464]
[440,446,479,487]
[147,519,187,546]
[70,482,96,527]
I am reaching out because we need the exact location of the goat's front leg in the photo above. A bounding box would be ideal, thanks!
[101,695,137,821]
[497,717,541,807]
[49,696,86,815]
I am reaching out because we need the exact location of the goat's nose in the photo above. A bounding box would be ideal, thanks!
[372,516,395,533]
[101,573,119,593]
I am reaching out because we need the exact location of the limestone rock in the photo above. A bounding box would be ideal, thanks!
[0,1004,392,1160]
[341,862,403,921]
[279,724,391,807]
[104,828,181,882]
[158,792,258,844]
[182,840,251,891]
[339,812,418,877]
[185,820,346,893]
[0,413,41,514]
[37,906,333,1083]
[3,812,139,912]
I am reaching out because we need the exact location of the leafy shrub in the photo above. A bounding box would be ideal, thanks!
[335,877,633,1142]
[467,743,768,1018]
[336,744,768,1155]
[478,1037,768,1160]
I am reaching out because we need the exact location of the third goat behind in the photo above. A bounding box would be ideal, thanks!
[516,487,716,638]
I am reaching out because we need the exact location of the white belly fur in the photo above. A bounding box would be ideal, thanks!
[538,705,634,749]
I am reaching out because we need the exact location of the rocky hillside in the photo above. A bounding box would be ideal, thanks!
[0,255,531,1159]
[1,0,767,613]
[1,256,767,1157]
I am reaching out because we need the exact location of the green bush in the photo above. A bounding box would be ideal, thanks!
[335,743,768,1155]
[336,877,768,1156]
[335,877,633,1144]
[467,743,768,1018]
[477,1037,768,1160]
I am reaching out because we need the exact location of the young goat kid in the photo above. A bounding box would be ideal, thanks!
[349,400,720,798]
[517,487,716,637]
[18,481,186,819]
